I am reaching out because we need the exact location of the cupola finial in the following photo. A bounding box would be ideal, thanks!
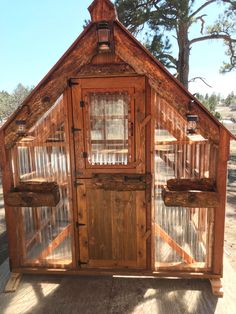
[88,0,117,22]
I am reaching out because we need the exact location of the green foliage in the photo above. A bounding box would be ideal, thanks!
[0,91,12,120]
[114,0,177,69]
[223,91,236,106]
[195,92,222,120]
[144,34,175,68]
[0,84,33,123]
[115,0,236,86]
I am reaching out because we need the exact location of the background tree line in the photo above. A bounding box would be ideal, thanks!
[0,83,236,123]
[0,84,33,123]
[195,91,236,119]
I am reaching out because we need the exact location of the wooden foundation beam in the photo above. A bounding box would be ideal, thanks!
[210,278,224,297]
[4,273,22,293]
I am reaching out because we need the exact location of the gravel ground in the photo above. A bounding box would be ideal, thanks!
[225,160,236,271]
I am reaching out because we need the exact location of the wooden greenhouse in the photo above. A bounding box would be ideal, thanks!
[0,0,235,296]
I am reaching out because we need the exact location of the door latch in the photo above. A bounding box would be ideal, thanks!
[75,222,86,228]
[71,127,81,133]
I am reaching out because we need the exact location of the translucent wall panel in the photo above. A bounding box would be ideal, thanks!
[11,95,73,268]
[153,94,217,270]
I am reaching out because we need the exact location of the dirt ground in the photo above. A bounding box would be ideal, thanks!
[224,159,236,271]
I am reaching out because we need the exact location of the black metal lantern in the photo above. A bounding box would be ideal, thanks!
[97,22,111,52]
[16,120,26,135]
[186,114,198,134]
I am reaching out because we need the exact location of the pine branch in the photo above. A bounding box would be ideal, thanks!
[162,54,178,67]
[189,34,236,45]
[194,14,207,34]
[189,1,217,19]
[189,77,213,88]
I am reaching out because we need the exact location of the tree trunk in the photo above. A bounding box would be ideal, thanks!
[176,22,190,89]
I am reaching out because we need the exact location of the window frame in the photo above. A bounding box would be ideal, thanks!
[82,87,136,169]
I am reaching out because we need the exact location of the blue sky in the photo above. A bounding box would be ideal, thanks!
[0,0,235,96]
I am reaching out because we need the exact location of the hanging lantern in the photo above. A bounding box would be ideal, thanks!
[186,115,198,134]
[16,120,26,135]
[97,22,111,52]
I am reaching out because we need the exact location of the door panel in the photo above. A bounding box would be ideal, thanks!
[76,176,147,269]
[71,76,148,269]
[87,188,113,261]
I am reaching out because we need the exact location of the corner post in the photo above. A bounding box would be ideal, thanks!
[212,127,230,275]
[0,131,19,270]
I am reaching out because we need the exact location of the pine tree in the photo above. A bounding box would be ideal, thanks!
[115,0,236,88]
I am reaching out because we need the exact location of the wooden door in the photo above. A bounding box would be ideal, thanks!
[71,76,148,269]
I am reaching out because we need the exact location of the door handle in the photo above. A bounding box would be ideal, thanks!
[124,175,143,182]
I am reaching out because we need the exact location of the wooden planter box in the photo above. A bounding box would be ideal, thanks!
[162,178,219,208]
[5,181,60,207]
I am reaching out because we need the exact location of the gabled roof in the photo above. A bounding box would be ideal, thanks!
[1,0,235,148]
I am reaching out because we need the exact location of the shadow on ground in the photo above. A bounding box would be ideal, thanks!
[0,232,8,265]
[0,275,219,314]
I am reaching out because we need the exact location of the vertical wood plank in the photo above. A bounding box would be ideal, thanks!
[207,207,214,268]
[212,128,230,275]
[64,89,77,268]
[0,131,19,269]
[111,191,137,264]
[77,181,89,265]
[209,144,218,179]
[71,83,87,177]
[136,191,147,268]
[17,208,27,264]
[135,79,146,173]
[87,188,112,261]
[11,146,20,186]
[148,86,155,271]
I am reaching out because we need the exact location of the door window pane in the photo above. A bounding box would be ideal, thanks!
[87,92,132,166]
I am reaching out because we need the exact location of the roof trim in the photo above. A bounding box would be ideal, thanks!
[114,20,236,140]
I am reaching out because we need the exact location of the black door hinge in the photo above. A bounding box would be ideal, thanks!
[78,260,88,266]
[68,78,79,87]
[74,180,83,187]
[80,100,85,108]
[71,127,81,133]
[82,152,88,158]
[75,222,86,228]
